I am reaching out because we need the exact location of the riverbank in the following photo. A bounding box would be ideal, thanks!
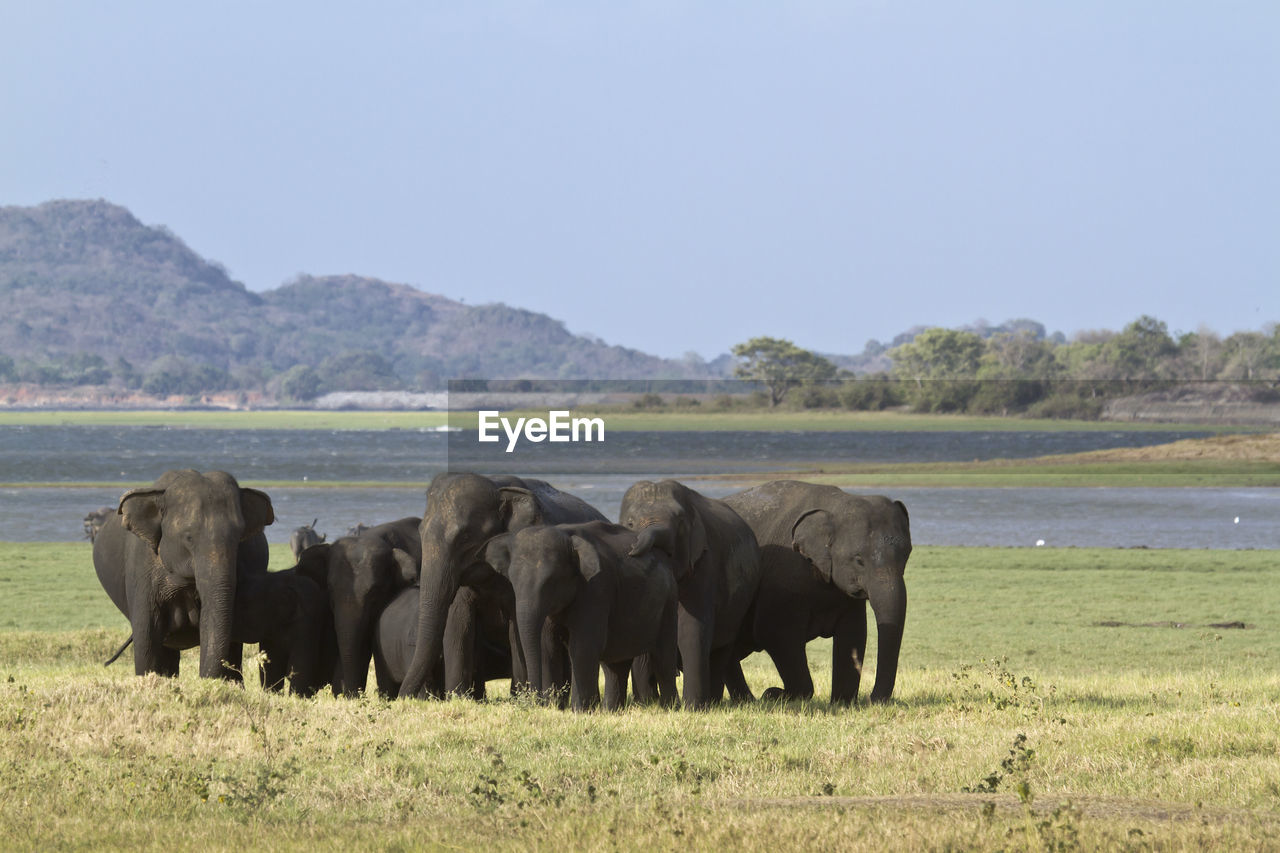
[702,432,1280,488]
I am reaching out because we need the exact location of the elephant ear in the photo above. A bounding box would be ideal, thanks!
[679,511,709,581]
[391,548,420,585]
[119,487,166,552]
[894,500,910,526]
[239,488,275,539]
[791,509,836,584]
[498,487,541,532]
[294,543,332,588]
[571,535,603,582]
[482,533,515,576]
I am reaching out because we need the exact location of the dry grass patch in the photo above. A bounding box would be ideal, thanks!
[1048,431,1280,463]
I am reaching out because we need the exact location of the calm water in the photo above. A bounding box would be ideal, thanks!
[0,425,1217,481]
[2,425,1274,549]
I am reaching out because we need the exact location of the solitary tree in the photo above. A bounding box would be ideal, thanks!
[731,336,839,407]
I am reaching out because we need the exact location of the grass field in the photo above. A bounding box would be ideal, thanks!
[2,542,1277,850]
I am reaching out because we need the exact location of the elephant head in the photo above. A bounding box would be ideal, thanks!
[400,474,543,697]
[118,469,274,679]
[618,479,707,581]
[504,526,588,701]
[289,520,326,560]
[292,517,421,697]
[789,493,911,702]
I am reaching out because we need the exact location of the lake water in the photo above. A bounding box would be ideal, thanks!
[1,425,1274,549]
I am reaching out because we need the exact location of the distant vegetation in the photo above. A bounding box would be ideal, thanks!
[721,317,1280,419]
[1,200,1277,416]
[0,200,719,399]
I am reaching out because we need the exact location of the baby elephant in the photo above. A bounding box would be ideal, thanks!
[500,521,679,711]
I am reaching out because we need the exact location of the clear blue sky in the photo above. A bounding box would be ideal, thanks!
[4,2,1276,359]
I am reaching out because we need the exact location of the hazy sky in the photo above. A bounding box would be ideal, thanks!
[4,2,1276,359]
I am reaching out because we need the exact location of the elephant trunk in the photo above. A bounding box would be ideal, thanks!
[866,574,907,703]
[286,613,323,697]
[333,604,371,697]
[628,522,673,559]
[517,600,548,702]
[399,535,448,698]
[196,544,238,680]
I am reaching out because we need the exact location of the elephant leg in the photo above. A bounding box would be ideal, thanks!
[568,632,604,712]
[444,588,479,697]
[507,619,528,696]
[149,645,179,677]
[724,658,755,702]
[131,606,177,677]
[708,645,736,705]
[654,598,680,708]
[630,655,657,705]
[224,643,245,684]
[763,639,814,701]
[259,638,290,691]
[545,620,572,710]
[602,661,630,711]
[372,647,399,698]
[676,602,714,709]
[830,601,867,705]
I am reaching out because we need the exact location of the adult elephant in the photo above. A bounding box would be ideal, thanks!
[93,470,274,679]
[723,480,911,705]
[398,473,606,699]
[104,564,334,696]
[293,517,421,697]
[619,479,761,709]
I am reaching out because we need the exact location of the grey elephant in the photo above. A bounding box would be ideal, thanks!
[293,516,421,696]
[723,480,911,705]
[103,565,333,696]
[373,582,515,698]
[92,470,275,679]
[500,521,679,711]
[289,519,326,560]
[83,506,114,543]
[618,479,761,709]
[233,567,334,696]
[398,473,606,699]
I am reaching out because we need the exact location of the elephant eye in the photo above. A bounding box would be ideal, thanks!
[854,554,865,567]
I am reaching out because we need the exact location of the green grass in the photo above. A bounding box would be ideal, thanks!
[2,542,1277,849]
[0,407,1250,432]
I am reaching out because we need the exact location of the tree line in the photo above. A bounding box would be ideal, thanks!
[733,316,1280,417]
[4,314,1277,413]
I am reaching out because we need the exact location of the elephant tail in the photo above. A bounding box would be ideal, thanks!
[104,634,133,667]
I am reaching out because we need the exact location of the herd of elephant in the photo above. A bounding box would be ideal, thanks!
[91,469,912,710]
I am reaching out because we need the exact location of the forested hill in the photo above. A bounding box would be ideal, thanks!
[0,200,712,391]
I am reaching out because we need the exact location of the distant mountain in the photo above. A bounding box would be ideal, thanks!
[0,200,718,392]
